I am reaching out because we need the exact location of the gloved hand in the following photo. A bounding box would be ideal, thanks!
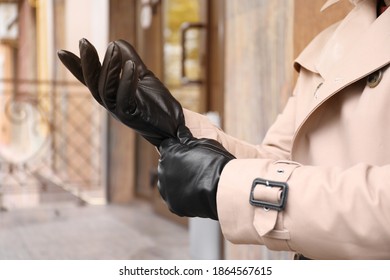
[57,38,184,147]
[157,125,235,220]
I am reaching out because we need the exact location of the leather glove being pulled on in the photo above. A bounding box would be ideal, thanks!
[157,125,235,220]
[57,38,184,147]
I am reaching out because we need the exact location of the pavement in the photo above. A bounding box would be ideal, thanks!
[0,200,190,260]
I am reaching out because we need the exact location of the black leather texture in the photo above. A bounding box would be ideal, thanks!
[58,38,184,146]
[157,126,235,220]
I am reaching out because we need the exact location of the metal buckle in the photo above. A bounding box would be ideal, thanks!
[249,178,288,211]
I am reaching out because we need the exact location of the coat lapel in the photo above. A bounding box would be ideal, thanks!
[293,0,390,141]
[320,0,367,11]
[321,0,342,11]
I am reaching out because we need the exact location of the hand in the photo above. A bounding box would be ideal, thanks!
[57,38,184,147]
[157,126,235,220]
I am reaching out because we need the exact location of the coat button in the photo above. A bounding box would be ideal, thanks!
[367,70,383,88]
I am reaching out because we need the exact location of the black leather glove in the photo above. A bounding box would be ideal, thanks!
[57,38,184,147]
[157,126,235,220]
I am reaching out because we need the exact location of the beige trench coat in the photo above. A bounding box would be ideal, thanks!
[184,0,390,259]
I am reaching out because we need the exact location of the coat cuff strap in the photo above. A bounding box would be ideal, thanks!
[253,161,300,237]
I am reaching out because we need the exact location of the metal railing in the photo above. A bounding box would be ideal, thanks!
[0,78,106,209]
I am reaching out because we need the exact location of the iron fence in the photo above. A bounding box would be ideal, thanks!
[0,79,107,209]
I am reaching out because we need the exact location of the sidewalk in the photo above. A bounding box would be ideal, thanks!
[0,200,190,260]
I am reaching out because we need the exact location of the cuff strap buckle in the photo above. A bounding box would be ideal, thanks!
[249,178,288,211]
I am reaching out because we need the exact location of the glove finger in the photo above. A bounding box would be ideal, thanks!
[99,41,122,111]
[57,50,86,85]
[115,39,150,78]
[177,125,193,144]
[116,60,138,115]
[79,38,103,106]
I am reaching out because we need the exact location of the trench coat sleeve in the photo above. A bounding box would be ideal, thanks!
[218,159,390,259]
[183,95,296,160]
[183,108,267,159]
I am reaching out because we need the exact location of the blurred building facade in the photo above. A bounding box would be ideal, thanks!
[0,0,353,259]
